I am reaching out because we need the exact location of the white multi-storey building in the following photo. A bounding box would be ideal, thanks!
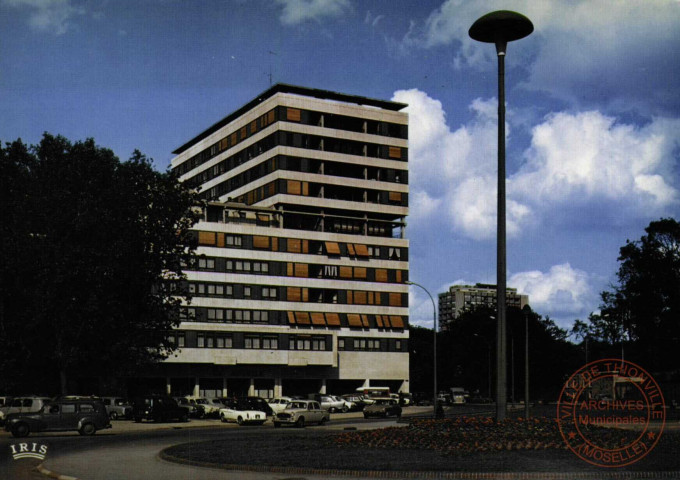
[150,84,409,399]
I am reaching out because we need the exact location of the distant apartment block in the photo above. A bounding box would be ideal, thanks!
[135,84,410,399]
[438,283,529,329]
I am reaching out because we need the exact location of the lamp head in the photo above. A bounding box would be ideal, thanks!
[469,10,533,55]
[522,304,532,315]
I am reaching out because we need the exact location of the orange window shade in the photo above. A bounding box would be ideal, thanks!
[271,237,278,251]
[253,236,270,249]
[368,292,374,304]
[302,288,309,302]
[375,269,388,282]
[347,314,362,327]
[267,110,275,124]
[268,182,276,196]
[287,180,301,195]
[287,287,301,302]
[325,313,341,326]
[294,263,308,277]
[375,293,381,305]
[389,293,402,306]
[354,267,367,279]
[375,315,384,327]
[216,233,225,247]
[396,270,402,283]
[346,244,356,256]
[198,231,216,245]
[288,238,302,253]
[346,291,353,304]
[240,126,247,139]
[302,240,309,253]
[295,312,311,325]
[311,313,326,326]
[354,291,367,304]
[302,182,309,196]
[389,146,402,159]
[390,316,405,329]
[340,266,353,279]
[219,138,228,151]
[257,214,270,223]
[389,191,402,202]
[287,311,296,325]
[354,244,369,257]
[325,242,341,255]
[287,108,301,122]
[250,120,257,133]
[287,263,294,276]
[361,315,370,327]
[230,132,238,145]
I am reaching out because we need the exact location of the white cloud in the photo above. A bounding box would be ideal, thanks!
[3,0,84,35]
[510,263,597,328]
[398,0,680,116]
[274,0,351,26]
[396,88,679,238]
[511,111,680,222]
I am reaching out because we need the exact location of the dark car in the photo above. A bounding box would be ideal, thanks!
[132,395,190,423]
[4,398,111,437]
[363,398,402,418]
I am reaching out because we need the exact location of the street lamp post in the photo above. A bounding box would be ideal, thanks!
[469,10,533,421]
[522,304,531,419]
[406,281,438,418]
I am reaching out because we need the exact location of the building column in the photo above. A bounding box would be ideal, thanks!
[248,378,255,397]
[275,378,282,398]
[319,378,327,394]
[193,377,200,398]
[398,379,410,394]
[362,379,370,388]
[166,377,172,395]
[222,377,228,397]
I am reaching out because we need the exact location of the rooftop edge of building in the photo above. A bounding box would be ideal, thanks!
[172,83,409,155]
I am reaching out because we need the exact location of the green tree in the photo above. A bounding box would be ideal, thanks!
[593,218,680,372]
[0,134,199,394]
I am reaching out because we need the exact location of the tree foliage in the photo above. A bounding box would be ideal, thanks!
[0,134,199,393]
[587,218,680,372]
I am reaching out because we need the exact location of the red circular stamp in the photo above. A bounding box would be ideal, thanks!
[557,358,665,467]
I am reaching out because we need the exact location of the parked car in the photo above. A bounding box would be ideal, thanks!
[0,396,11,408]
[190,397,221,418]
[341,394,367,411]
[331,395,354,412]
[4,398,111,437]
[363,398,402,418]
[101,397,132,420]
[173,397,205,418]
[316,394,346,413]
[267,397,293,414]
[133,395,190,423]
[273,400,329,428]
[240,397,274,416]
[398,392,413,406]
[219,399,267,425]
[0,396,52,425]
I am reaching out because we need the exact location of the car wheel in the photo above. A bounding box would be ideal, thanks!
[12,423,30,438]
[342,405,349,413]
[320,416,328,425]
[109,411,118,420]
[295,417,305,428]
[237,416,244,426]
[79,423,96,436]
[274,422,281,428]
[220,414,227,423]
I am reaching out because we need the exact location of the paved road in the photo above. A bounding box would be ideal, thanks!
[0,411,411,480]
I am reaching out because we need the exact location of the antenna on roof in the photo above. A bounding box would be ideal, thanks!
[267,50,277,86]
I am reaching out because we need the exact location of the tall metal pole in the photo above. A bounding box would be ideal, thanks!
[406,281,438,418]
[469,10,533,422]
[523,305,530,419]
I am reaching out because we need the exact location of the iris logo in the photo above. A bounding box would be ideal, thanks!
[10,442,48,460]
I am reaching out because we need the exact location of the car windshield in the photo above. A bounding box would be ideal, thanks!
[287,402,306,409]
[195,399,208,405]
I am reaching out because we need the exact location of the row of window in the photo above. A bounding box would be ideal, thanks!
[190,256,408,285]
[179,308,407,330]
[173,106,407,178]
[196,231,402,262]
[168,331,407,352]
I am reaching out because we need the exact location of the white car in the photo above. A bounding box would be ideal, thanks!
[219,399,266,426]
[190,397,221,417]
[267,397,293,414]
[273,400,329,428]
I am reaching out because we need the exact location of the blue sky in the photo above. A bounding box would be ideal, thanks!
[2,0,679,330]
